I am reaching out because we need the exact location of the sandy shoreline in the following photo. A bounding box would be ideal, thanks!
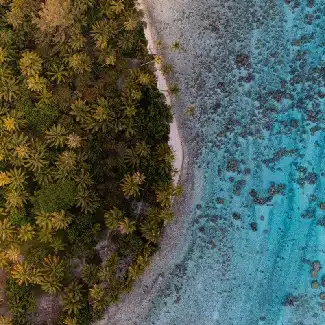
[94,1,194,324]
[138,0,184,185]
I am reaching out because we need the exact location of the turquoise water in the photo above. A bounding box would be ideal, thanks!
[142,0,325,324]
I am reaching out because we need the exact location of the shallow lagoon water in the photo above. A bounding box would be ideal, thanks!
[137,0,325,324]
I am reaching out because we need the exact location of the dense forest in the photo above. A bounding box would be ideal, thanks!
[0,0,181,324]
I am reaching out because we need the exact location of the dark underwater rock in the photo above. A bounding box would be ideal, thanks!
[232,212,241,220]
[282,294,299,306]
[235,54,249,67]
[250,222,258,232]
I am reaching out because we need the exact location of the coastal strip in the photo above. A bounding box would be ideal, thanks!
[137,0,184,186]
[94,1,195,324]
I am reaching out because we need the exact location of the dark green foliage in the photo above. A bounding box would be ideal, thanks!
[137,86,172,145]
[25,246,52,266]
[116,233,145,258]
[33,180,77,213]
[75,302,99,325]
[23,103,59,133]
[5,278,36,324]
[10,210,27,226]
[67,214,100,258]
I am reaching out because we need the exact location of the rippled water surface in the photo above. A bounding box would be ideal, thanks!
[142,0,325,324]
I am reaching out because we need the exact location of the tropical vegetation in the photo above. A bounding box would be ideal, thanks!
[0,0,181,323]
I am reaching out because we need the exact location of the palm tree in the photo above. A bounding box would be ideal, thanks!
[67,133,82,149]
[39,276,63,294]
[0,251,9,270]
[35,211,52,231]
[68,25,86,51]
[135,142,149,158]
[0,218,15,242]
[8,132,28,149]
[50,236,65,254]
[26,75,47,92]
[110,0,124,14]
[38,255,64,294]
[123,15,138,31]
[119,218,136,235]
[155,184,176,208]
[45,124,67,148]
[170,40,182,51]
[63,318,77,325]
[126,264,141,285]
[124,120,135,138]
[8,133,29,161]
[70,99,91,123]
[34,167,54,186]
[75,188,100,214]
[24,140,48,172]
[55,151,77,174]
[137,72,152,86]
[153,55,163,65]
[124,148,140,169]
[174,184,184,197]
[2,111,26,138]
[120,172,145,198]
[0,315,12,325]
[161,63,173,76]
[89,284,106,311]
[140,218,161,243]
[74,169,93,191]
[123,104,136,118]
[41,255,65,278]
[104,207,124,230]
[91,20,109,49]
[122,88,138,108]
[3,117,16,132]
[81,264,99,286]
[6,245,20,263]
[47,63,69,84]
[185,104,196,117]
[11,261,34,285]
[117,34,134,52]
[18,223,34,242]
[159,209,174,222]
[68,53,91,74]
[0,76,19,102]
[169,83,180,95]
[38,229,53,244]
[51,210,72,230]
[15,145,29,160]
[105,54,116,66]
[19,51,43,77]
[7,168,26,190]
[98,254,117,282]
[154,143,174,176]
[0,171,11,187]
[62,281,84,315]
[92,98,109,122]
[0,47,6,64]
[37,88,53,106]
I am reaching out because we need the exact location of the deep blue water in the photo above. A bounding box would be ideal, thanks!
[143,1,325,324]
